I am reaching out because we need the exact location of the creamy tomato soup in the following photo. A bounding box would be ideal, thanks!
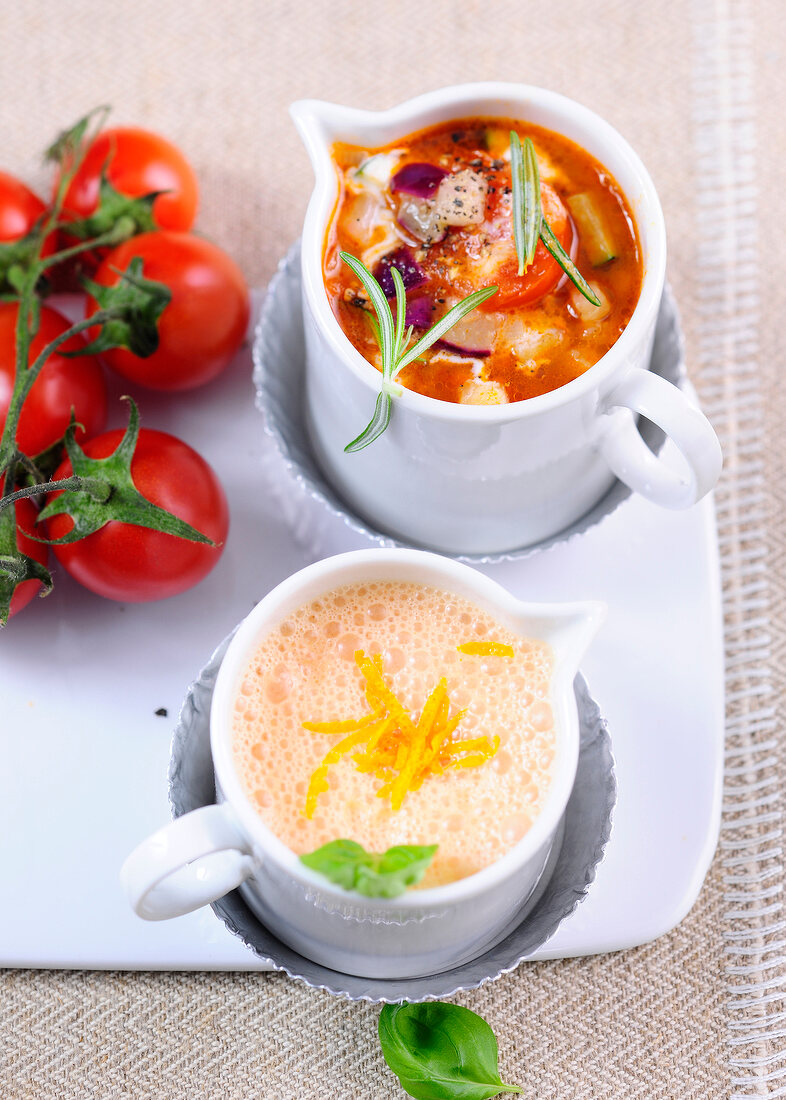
[324,118,642,405]
[231,581,556,889]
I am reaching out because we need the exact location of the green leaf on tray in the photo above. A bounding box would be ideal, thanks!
[299,838,438,898]
[378,1002,524,1099]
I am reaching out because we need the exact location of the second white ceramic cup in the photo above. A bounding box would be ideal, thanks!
[291,83,722,555]
[120,549,604,979]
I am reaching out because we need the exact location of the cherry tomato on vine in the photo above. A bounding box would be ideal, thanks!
[46,428,229,602]
[0,170,56,258]
[86,231,250,391]
[7,496,48,618]
[59,127,199,232]
[0,303,107,457]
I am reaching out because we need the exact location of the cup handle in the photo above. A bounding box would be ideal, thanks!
[597,368,722,508]
[120,804,256,921]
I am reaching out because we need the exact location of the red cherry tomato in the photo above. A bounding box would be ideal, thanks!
[0,170,56,258]
[86,231,250,391]
[46,428,229,603]
[7,495,48,618]
[477,182,573,310]
[59,127,199,232]
[0,303,107,457]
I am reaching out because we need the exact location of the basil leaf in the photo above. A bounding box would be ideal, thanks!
[300,839,437,898]
[378,1003,523,1100]
[300,839,368,890]
[355,844,438,899]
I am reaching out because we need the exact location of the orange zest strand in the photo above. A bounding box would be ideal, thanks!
[303,727,370,818]
[302,709,384,734]
[390,678,447,812]
[365,714,395,755]
[355,650,418,737]
[302,650,498,817]
[304,765,329,819]
[457,641,515,658]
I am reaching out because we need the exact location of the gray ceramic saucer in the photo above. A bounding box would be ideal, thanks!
[252,243,685,564]
[168,634,616,1003]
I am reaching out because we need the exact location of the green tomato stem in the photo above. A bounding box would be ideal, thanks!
[37,226,129,273]
[0,307,118,478]
[0,475,111,511]
[2,106,117,449]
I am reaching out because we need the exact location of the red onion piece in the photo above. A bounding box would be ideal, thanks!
[403,294,492,357]
[373,248,427,298]
[404,296,434,329]
[436,339,492,358]
[390,162,448,198]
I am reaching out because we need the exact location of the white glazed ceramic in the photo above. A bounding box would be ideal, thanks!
[291,83,722,555]
[121,548,604,979]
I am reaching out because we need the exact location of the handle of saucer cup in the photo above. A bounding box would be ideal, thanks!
[121,804,256,921]
[597,368,722,508]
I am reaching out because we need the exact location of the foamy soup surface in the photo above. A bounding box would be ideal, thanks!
[231,581,556,888]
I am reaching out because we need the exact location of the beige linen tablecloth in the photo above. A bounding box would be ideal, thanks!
[2,1,784,1096]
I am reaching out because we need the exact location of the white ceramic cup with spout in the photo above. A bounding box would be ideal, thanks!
[291,83,722,555]
[121,548,605,980]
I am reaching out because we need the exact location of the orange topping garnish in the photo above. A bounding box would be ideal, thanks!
[457,641,515,658]
[302,649,499,818]
[302,710,384,734]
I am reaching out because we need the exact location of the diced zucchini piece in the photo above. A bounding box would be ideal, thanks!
[482,127,510,159]
[353,152,400,187]
[567,193,617,266]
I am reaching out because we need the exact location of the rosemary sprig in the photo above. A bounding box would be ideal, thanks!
[393,288,497,374]
[509,133,601,307]
[539,219,599,304]
[340,252,497,452]
[509,131,539,275]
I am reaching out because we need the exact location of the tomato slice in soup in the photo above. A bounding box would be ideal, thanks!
[473,182,573,311]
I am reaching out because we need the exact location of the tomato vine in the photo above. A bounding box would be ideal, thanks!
[0,108,227,624]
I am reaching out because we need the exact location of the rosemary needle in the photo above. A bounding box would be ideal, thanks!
[339,251,497,452]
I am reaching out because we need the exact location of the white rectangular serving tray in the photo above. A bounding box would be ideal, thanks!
[0,293,724,970]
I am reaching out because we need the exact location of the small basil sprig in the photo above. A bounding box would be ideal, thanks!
[378,1002,523,1099]
[509,131,600,307]
[340,251,497,452]
[300,838,437,898]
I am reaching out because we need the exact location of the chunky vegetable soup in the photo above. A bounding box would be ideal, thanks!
[323,118,642,405]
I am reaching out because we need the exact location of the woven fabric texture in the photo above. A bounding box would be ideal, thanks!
[2,0,783,1097]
